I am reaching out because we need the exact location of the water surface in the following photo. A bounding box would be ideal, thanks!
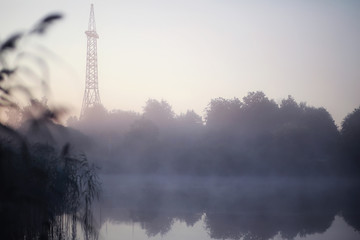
[95,174,360,240]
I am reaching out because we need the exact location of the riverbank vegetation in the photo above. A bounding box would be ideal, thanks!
[0,15,100,240]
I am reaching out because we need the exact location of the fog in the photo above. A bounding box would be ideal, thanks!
[68,94,359,239]
[3,90,359,239]
[2,5,360,240]
[63,93,358,177]
[2,76,360,239]
[96,174,360,240]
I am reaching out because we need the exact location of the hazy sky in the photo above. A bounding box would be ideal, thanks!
[1,0,360,124]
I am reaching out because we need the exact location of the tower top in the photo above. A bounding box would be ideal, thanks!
[86,4,98,38]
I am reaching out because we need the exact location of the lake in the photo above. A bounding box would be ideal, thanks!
[94,174,360,240]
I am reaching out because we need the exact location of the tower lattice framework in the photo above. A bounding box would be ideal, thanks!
[81,4,101,118]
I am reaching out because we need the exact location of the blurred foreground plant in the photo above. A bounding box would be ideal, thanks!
[0,13,100,240]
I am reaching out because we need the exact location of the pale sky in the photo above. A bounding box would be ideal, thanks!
[1,0,360,125]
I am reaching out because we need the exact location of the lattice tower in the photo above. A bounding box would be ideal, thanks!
[80,4,101,118]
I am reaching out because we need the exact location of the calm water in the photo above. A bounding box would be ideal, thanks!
[94,174,360,240]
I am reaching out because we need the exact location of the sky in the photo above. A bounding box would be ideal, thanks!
[1,0,360,125]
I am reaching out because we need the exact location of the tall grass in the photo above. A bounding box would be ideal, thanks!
[0,13,100,240]
[0,134,100,240]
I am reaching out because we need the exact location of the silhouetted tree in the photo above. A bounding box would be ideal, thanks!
[108,109,140,133]
[341,106,360,175]
[175,110,203,139]
[177,110,203,126]
[143,99,174,128]
[69,91,348,177]
[81,104,108,124]
[205,97,242,128]
[240,91,279,135]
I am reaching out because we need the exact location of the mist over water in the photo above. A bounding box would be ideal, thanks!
[94,174,360,240]
[66,95,360,239]
[2,86,360,239]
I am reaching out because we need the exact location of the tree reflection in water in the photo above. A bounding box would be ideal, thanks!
[95,175,360,240]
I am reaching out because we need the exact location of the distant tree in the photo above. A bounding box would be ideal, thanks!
[205,97,242,128]
[127,118,159,142]
[76,104,108,134]
[143,99,174,127]
[274,99,340,175]
[279,95,302,118]
[122,118,161,173]
[82,103,108,122]
[280,95,298,109]
[240,91,279,133]
[242,91,270,108]
[177,110,203,126]
[341,106,360,147]
[278,96,308,129]
[107,109,140,133]
[341,106,360,174]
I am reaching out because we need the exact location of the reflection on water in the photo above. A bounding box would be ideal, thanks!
[99,215,359,240]
[95,175,360,240]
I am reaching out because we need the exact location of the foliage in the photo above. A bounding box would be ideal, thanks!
[70,92,353,177]
[341,106,360,174]
[205,97,242,128]
[0,136,100,240]
[143,99,174,127]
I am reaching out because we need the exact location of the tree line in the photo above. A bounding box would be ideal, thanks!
[63,91,360,177]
